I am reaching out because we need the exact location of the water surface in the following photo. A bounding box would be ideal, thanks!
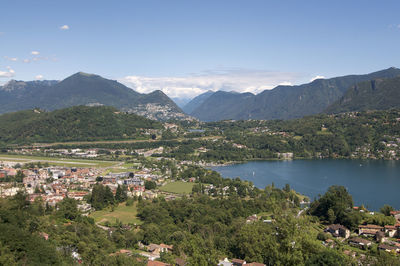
[212,160,400,210]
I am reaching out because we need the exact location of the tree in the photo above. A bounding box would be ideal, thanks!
[0,242,17,266]
[327,208,336,224]
[310,185,353,224]
[14,170,25,183]
[160,251,175,264]
[115,185,128,203]
[89,184,115,210]
[145,180,157,190]
[57,197,80,221]
[380,204,394,216]
[306,249,348,266]
[283,183,291,193]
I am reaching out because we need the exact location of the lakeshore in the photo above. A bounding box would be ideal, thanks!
[212,159,400,210]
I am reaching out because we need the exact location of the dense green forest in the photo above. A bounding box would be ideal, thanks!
[1,182,398,265]
[0,193,143,265]
[0,106,162,144]
[201,109,400,160]
[2,108,400,163]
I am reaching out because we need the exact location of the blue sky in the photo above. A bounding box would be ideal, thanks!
[1,0,400,98]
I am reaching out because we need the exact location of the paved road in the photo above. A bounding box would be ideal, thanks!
[297,207,309,218]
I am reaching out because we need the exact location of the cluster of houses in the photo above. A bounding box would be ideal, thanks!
[137,242,174,261]
[324,211,400,255]
[9,148,100,158]
[218,258,265,266]
[134,242,266,266]
[352,137,400,160]
[0,161,168,209]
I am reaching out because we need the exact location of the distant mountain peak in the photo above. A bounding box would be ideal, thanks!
[189,67,400,121]
[1,79,58,92]
[182,90,215,114]
[1,80,26,92]
[0,72,189,121]
[75,72,98,77]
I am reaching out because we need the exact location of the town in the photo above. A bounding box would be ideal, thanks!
[1,152,400,265]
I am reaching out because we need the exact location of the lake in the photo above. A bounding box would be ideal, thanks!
[211,159,400,210]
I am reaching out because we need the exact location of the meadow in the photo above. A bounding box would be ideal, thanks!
[159,181,195,194]
[89,202,142,225]
[0,154,118,168]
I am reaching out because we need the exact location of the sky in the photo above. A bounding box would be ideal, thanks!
[1,0,400,99]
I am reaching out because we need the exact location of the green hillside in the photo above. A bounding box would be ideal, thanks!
[325,76,400,113]
[0,106,162,144]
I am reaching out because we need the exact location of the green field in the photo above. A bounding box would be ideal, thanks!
[159,181,195,194]
[0,154,118,168]
[89,202,141,225]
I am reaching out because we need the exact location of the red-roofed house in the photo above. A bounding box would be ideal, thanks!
[390,211,400,221]
[325,224,350,239]
[358,224,383,236]
[231,259,246,266]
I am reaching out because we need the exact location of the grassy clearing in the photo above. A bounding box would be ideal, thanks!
[101,168,129,175]
[159,181,195,194]
[29,138,155,147]
[122,162,139,168]
[89,202,142,225]
[0,154,118,168]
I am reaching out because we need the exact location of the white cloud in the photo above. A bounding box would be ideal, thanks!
[32,56,49,62]
[279,81,293,86]
[35,75,44,80]
[310,75,325,82]
[119,68,302,99]
[31,51,40,55]
[60,25,70,30]
[0,66,15,78]
[4,56,18,62]
[22,55,55,63]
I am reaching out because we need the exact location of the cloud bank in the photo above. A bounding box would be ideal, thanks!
[119,68,302,99]
[310,75,325,82]
[60,25,70,30]
[0,66,15,78]
[4,56,18,62]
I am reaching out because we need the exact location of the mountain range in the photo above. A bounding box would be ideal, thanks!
[0,72,189,121]
[324,75,400,113]
[182,90,215,114]
[1,68,400,123]
[183,67,400,121]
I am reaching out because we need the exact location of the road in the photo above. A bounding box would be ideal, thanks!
[297,207,309,218]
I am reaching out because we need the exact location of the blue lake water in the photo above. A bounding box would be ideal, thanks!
[211,160,400,210]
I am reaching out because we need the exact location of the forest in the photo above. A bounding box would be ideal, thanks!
[1,179,399,265]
